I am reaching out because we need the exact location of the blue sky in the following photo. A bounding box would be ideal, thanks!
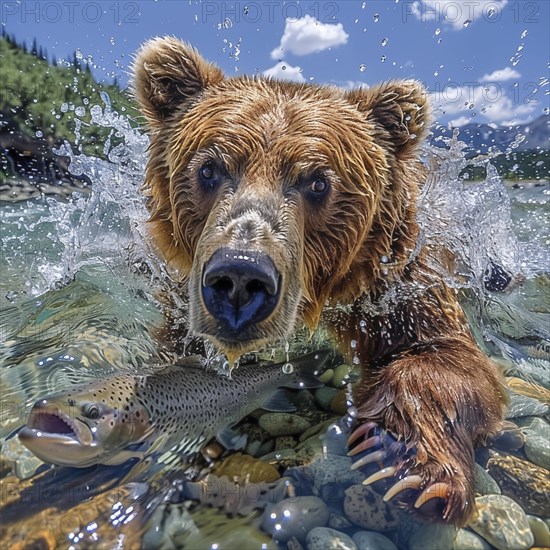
[2,0,549,126]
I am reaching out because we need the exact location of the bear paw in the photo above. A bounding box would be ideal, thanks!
[347,421,473,524]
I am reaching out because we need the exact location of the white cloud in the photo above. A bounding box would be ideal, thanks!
[409,0,508,30]
[271,15,349,59]
[263,61,306,83]
[480,67,521,82]
[449,115,473,127]
[431,82,538,125]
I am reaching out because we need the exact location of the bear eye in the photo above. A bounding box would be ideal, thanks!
[198,161,222,191]
[304,173,330,201]
[82,404,101,419]
[309,178,328,194]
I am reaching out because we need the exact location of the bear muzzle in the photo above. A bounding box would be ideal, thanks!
[201,248,281,338]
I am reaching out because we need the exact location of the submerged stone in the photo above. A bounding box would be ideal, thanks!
[212,453,280,483]
[261,496,330,542]
[343,484,398,532]
[527,515,550,548]
[522,421,550,470]
[468,494,534,550]
[452,529,491,550]
[352,530,398,550]
[506,393,549,418]
[306,527,357,550]
[409,523,457,550]
[487,453,550,517]
[506,376,550,405]
[474,463,501,495]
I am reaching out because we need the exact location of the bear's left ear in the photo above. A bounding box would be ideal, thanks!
[345,80,431,156]
[132,36,224,128]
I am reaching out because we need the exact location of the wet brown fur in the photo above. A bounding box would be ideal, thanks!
[132,37,508,525]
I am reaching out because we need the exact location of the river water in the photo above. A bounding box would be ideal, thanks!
[0,99,548,548]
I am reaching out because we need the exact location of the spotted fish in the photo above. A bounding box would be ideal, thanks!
[18,350,332,468]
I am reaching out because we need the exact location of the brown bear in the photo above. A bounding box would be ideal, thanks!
[132,37,507,525]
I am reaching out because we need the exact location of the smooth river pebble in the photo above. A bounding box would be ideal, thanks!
[261,496,329,542]
[306,527,357,550]
[468,494,534,550]
[352,530,397,550]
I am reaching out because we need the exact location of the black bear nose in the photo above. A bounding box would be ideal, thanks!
[201,249,281,333]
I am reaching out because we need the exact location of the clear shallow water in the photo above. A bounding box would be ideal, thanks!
[0,101,549,548]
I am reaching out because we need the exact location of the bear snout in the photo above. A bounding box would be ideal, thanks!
[201,248,281,335]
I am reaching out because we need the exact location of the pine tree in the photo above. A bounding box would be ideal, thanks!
[31,37,38,56]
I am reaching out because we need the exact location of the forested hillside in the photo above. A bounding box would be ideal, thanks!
[0,31,139,183]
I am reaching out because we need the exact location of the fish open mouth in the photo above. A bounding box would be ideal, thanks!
[19,404,93,448]
[29,411,77,436]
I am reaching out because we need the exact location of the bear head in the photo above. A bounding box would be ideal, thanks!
[132,37,430,359]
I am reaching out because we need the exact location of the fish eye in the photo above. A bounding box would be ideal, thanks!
[83,404,101,419]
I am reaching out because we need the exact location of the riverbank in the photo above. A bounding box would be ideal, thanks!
[0,177,91,202]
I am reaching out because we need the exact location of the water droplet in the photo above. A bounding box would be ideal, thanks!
[35,130,43,138]
[5,290,19,302]
[463,19,471,28]
[359,64,366,72]
[373,13,379,22]
[361,2,366,8]
[282,363,294,374]
[435,28,441,35]
[347,405,358,418]
[381,37,388,46]
[380,55,386,62]
[281,65,286,71]
[223,18,233,28]
[521,29,528,39]
[110,37,116,46]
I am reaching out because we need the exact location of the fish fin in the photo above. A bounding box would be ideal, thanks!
[5,426,22,441]
[216,427,247,450]
[261,388,297,412]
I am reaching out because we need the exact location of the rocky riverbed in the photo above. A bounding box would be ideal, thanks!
[1,362,549,550]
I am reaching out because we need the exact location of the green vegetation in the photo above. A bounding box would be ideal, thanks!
[0,31,139,182]
[461,149,550,182]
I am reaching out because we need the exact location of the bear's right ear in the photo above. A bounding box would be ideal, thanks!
[132,37,224,127]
